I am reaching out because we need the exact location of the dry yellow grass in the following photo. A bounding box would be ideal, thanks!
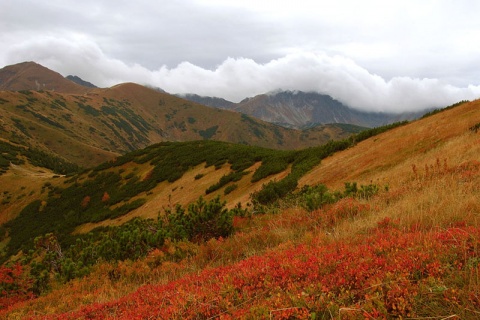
[300,99,480,190]
[73,162,291,233]
[0,163,62,225]
[296,100,480,244]
[308,138,479,241]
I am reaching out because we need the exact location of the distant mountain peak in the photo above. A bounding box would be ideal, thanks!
[175,93,236,110]
[66,75,97,88]
[266,89,302,96]
[233,90,423,128]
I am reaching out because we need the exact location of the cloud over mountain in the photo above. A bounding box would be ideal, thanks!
[2,1,480,113]
[5,37,479,113]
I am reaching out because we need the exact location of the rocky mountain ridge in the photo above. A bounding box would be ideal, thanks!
[182,90,426,128]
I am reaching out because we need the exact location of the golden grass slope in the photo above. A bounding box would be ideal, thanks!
[0,163,59,225]
[300,98,480,189]
[76,98,479,235]
[73,161,292,234]
[298,98,480,239]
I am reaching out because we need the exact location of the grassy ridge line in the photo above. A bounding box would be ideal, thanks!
[420,100,469,119]
[1,87,367,171]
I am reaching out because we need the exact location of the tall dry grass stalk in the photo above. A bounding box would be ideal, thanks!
[334,132,480,239]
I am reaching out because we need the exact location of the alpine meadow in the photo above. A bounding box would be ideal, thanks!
[0,60,479,320]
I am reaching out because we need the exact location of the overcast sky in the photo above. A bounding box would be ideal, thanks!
[1,0,480,113]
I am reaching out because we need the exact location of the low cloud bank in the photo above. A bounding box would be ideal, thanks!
[4,37,480,113]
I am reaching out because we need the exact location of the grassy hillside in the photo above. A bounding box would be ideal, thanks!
[0,139,81,225]
[0,119,408,261]
[0,85,361,169]
[1,100,479,318]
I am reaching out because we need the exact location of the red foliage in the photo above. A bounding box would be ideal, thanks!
[101,192,110,203]
[232,216,248,229]
[80,196,91,208]
[0,263,34,310]
[376,217,399,230]
[45,226,480,319]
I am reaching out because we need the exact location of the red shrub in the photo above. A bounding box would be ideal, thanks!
[0,263,34,310]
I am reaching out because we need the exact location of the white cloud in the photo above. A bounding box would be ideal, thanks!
[5,36,478,113]
[153,52,480,113]
[1,1,480,113]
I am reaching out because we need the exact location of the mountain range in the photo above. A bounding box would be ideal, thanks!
[179,90,425,129]
[0,60,479,318]
[0,61,364,168]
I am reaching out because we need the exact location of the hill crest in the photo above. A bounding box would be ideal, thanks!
[0,61,91,94]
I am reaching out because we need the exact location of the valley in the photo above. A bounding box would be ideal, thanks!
[0,61,479,318]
